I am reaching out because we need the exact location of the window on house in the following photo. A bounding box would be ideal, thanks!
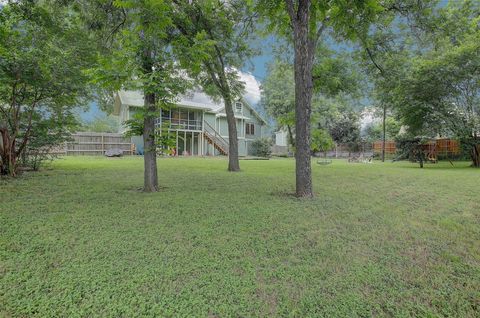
[245,123,255,135]
[235,102,243,113]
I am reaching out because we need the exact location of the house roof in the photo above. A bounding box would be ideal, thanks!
[177,91,223,111]
[115,89,267,124]
[116,89,222,111]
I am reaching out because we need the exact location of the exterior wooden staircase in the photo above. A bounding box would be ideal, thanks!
[204,120,229,155]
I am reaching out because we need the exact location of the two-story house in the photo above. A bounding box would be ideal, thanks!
[113,90,268,156]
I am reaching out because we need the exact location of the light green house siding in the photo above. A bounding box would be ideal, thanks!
[126,105,267,156]
[115,90,268,157]
[204,112,216,128]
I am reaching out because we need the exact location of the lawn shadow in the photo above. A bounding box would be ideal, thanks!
[125,185,169,193]
[270,189,322,200]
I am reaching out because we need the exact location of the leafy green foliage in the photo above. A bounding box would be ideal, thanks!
[386,2,480,166]
[310,128,334,153]
[80,0,191,190]
[0,1,94,175]
[170,0,257,171]
[1,157,479,316]
[171,0,255,102]
[123,110,176,156]
[312,45,363,98]
[260,60,295,132]
[313,96,361,146]
[261,51,362,150]
[363,117,401,142]
[394,135,433,168]
[257,0,384,42]
[79,114,119,133]
[20,114,78,171]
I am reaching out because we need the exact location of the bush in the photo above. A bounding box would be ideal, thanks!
[19,118,74,171]
[251,138,273,157]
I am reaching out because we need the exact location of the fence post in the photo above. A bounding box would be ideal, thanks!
[101,134,104,155]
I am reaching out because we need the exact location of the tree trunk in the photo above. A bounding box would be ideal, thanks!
[223,95,240,171]
[382,104,386,162]
[0,129,17,176]
[0,129,9,175]
[292,10,315,198]
[142,45,158,192]
[287,124,295,150]
[417,150,424,168]
[143,91,158,192]
[471,144,480,168]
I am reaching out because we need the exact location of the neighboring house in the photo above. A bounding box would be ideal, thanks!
[275,130,289,147]
[113,89,268,156]
[272,129,290,155]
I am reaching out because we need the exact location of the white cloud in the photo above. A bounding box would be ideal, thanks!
[238,71,261,106]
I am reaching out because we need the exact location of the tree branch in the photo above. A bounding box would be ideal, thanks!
[284,0,296,25]
[107,7,127,43]
[15,90,42,157]
[314,16,329,43]
[365,46,385,75]
[203,61,224,91]
[15,105,35,157]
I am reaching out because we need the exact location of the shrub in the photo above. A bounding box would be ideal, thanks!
[310,129,334,154]
[251,138,273,157]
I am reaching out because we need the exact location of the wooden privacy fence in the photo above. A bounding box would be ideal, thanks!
[52,132,135,156]
[436,139,461,156]
[373,139,460,157]
[373,141,397,155]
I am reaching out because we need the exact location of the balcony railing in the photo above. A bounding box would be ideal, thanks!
[155,117,202,131]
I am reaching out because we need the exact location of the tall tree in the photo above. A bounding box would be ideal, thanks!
[0,2,93,176]
[261,49,361,152]
[358,0,439,161]
[171,0,256,172]
[84,0,187,191]
[258,0,383,197]
[392,31,480,167]
[313,95,361,150]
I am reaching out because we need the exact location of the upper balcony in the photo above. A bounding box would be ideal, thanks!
[155,117,202,131]
[155,108,203,131]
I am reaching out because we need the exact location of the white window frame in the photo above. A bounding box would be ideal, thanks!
[235,101,243,113]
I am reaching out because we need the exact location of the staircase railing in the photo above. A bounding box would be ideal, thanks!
[203,120,229,154]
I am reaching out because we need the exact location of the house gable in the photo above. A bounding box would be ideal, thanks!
[214,97,267,125]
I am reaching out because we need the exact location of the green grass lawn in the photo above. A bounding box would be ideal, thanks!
[1,157,479,317]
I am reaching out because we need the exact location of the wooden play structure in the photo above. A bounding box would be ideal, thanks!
[418,141,438,163]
